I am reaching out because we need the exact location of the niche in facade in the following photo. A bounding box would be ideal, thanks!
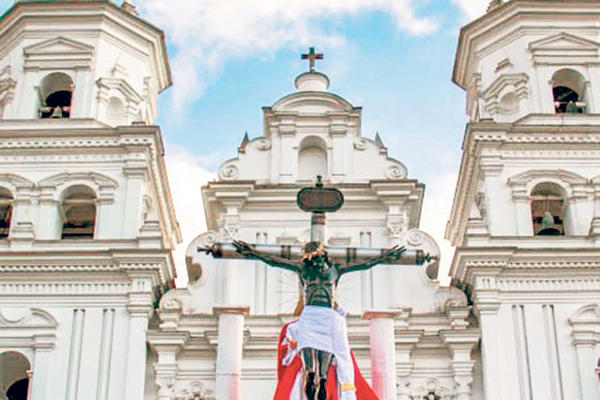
[552,69,586,114]
[106,96,127,126]
[298,136,327,180]
[38,72,73,118]
[531,182,565,236]
[0,351,30,400]
[0,187,12,239]
[61,185,96,239]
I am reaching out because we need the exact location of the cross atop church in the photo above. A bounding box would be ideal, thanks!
[301,47,323,72]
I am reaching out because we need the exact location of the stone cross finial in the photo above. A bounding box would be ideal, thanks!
[301,47,323,72]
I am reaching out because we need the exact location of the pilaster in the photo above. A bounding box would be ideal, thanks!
[124,271,154,400]
[394,327,422,400]
[122,163,147,239]
[440,330,479,400]
[148,331,190,400]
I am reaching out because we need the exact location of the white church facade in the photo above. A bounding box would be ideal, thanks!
[0,1,598,400]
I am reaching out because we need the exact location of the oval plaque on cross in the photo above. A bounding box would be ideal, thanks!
[297,176,344,213]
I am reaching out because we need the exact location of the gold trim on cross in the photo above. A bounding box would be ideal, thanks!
[301,47,323,72]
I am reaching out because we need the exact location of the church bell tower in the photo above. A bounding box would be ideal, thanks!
[448,0,600,399]
[0,1,179,399]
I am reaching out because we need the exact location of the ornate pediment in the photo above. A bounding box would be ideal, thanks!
[507,169,589,200]
[23,36,95,70]
[529,33,600,65]
[508,169,587,186]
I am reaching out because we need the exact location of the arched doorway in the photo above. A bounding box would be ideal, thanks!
[0,351,30,400]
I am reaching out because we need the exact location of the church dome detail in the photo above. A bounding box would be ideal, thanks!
[294,71,330,92]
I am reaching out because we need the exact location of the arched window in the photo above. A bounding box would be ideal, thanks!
[298,136,327,180]
[61,185,96,239]
[531,182,565,236]
[552,69,586,114]
[0,187,13,239]
[38,72,73,119]
[0,351,30,400]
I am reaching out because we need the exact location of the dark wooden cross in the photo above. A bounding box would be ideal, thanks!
[301,47,323,72]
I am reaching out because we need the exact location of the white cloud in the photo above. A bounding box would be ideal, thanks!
[164,142,215,286]
[419,171,458,286]
[140,0,438,109]
[450,0,488,21]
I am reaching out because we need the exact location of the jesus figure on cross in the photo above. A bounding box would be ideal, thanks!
[200,177,436,400]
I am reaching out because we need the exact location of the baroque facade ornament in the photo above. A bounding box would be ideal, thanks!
[255,138,272,151]
[217,160,239,180]
[385,163,408,179]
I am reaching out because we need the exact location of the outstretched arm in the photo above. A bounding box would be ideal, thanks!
[231,240,301,274]
[339,245,407,275]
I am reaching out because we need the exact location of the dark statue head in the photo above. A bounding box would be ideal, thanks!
[300,241,338,308]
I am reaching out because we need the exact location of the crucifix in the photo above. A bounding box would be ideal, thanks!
[199,176,436,400]
[301,46,324,72]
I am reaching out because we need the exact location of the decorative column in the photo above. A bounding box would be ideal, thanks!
[214,306,249,400]
[95,187,116,239]
[36,185,60,240]
[472,285,502,400]
[29,334,56,400]
[571,330,599,400]
[219,204,241,305]
[330,123,347,181]
[124,274,154,400]
[122,163,146,238]
[363,311,398,400]
[440,329,479,400]
[480,162,505,235]
[278,124,295,183]
[148,332,189,400]
[11,185,35,241]
[391,310,420,400]
[363,309,416,400]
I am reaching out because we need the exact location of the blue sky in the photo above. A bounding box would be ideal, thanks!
[0,0,489,282]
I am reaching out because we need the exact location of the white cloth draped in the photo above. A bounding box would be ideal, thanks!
[283,306,357,400]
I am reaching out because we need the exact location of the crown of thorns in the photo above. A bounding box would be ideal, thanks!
[302,241,326,261]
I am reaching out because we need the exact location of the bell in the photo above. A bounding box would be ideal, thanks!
[50,106,63,119]
[542,211,554,227]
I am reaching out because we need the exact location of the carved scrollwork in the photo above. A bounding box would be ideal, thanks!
[406,229,424,246]
[353,137,368,151]
[185,230,220,283]
[255,138,272,151]
[385,164,407,179]
[218,160,239,180]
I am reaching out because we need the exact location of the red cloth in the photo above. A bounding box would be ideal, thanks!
[273,321,379,400]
